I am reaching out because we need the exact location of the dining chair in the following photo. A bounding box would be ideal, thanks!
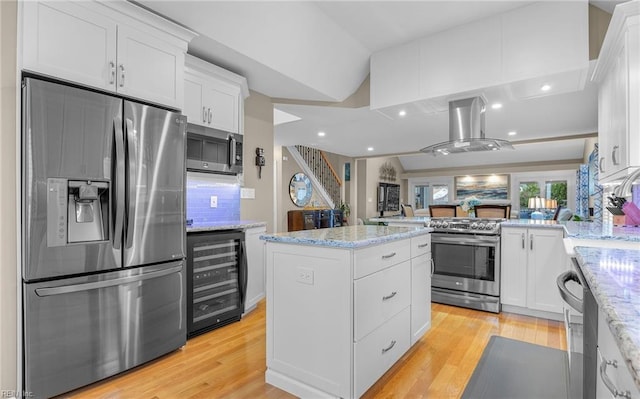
[474,205,511,218]
[429,205,457,217]
[401,204,415,217]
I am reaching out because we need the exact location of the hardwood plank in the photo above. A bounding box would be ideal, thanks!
[58,301,565,399]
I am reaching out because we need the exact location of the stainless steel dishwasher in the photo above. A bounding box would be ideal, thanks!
[558,253,598,399]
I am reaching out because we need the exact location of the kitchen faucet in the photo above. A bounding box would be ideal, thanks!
[614,168,640,199]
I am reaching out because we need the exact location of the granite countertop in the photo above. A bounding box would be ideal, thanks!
[502,220,640,244]
[369,216,430,224]
[186,220,267,233]
[260,225,431,248]
[574,246,640,390]
[501,219,565,229]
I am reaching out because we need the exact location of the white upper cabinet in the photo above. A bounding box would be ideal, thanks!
[184,55,249,134]
[370,1,589,110]
[21,1,195,109]
[592,1,640,183]
[22,2,118,92]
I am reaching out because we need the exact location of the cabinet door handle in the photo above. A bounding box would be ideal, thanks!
[382,252,396,259]
[381,340,396,354]
[599,356,632,399]
[612,145,620,166]
[382,291,397,301]
[530,234,533,251]
[418,243,429,248]
[521,233,525,249]
[109,61,115,84]
[119,64,125,87]
[599,157,606,173]
[208,108,212,124]
[202,107,207,123]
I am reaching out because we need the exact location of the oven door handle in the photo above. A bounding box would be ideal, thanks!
[432,237,499,246]
[556,270,583,313]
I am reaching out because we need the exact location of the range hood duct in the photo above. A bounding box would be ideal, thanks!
[420,97,514,156]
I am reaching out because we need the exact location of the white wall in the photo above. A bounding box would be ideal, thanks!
[0,0,18,392]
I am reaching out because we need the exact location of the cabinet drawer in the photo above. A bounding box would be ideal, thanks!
[354,307,410,398]
[354,261,410,341]
[354,239,410,279]
[410,235,431,258]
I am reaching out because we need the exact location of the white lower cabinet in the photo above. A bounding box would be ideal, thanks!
[501,226,569,316]
[597,312,640,398]
[265,233,431,398]
[410,235,431,345]
[243,225,266,313]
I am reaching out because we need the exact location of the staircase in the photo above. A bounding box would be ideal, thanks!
[289,145,342,208]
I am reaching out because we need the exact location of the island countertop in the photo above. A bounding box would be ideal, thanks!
[260,225,431,248]
[574,246,640,390]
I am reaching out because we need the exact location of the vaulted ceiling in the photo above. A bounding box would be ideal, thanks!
[137,0,621,171]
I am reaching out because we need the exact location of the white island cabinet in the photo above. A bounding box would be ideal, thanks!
[262,225,431,398]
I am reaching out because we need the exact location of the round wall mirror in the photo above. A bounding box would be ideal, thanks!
[289,173,312,207]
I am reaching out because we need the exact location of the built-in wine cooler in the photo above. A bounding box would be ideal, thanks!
[187,230,246,338]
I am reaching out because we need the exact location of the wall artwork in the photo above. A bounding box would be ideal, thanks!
[454,174,509,200]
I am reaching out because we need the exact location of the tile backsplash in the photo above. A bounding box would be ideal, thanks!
[186,173,240,223]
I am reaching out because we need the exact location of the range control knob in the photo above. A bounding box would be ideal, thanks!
[470,222,479,229]
[477,223,486,230]
[486,223,496,230]
[442,221,449,228]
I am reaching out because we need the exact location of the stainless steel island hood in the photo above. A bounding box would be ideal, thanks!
[420,96,514,155]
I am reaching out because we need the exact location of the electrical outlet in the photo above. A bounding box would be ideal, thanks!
[296,267,314,285]
[210,196,218,208]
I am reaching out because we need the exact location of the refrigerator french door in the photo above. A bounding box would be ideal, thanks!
[22,77,187,399]
[187,230,247,337]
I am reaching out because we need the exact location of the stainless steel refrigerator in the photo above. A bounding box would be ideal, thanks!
[22,77,187,399]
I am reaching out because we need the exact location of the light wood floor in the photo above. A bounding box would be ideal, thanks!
[60,301,566,399]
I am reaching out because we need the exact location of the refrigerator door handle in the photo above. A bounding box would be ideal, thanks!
[112,118,125,250]
[125,118,137,249]
[35,264,182,297]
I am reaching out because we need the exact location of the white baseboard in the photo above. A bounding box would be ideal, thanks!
[265,369,338,399]
[501,304,563,322]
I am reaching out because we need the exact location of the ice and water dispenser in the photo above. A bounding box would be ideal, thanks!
[47,178,109,246]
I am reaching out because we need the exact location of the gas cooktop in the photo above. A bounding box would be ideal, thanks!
[427,217,506,235]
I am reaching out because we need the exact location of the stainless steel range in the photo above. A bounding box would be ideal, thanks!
[427,217,505,313]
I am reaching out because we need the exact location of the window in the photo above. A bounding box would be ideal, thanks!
[546,180,567,207]
[413,183,449,210]
[519,182,540,208]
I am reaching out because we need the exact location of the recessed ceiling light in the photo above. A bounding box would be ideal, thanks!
[508,131,517,136]
[398,110,407,117]
[317,131,325,137]
[541,84,551,92]
[491,103,503,109]
[367,147,374,151]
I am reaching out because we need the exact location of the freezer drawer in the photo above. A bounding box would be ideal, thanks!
[23,262,186,399]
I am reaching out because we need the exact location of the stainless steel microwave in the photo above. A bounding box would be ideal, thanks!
[186,123,243,175]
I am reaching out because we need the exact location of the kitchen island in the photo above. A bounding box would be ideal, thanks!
[260,225,432,398]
